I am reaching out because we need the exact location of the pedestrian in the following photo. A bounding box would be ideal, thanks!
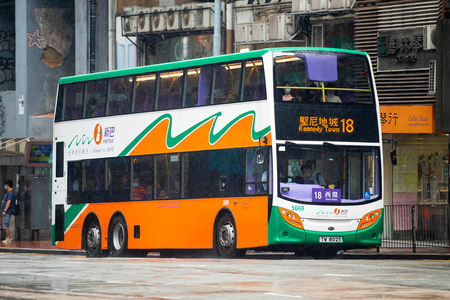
[2,179,14,243]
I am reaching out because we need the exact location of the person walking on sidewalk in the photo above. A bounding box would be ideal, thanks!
[1,179,14,243]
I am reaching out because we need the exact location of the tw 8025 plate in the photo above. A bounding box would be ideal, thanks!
[319,236,342,243]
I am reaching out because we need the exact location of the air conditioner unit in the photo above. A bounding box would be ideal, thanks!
[137,7,151,33]
[152,7,167,32]
[253,22,267,42]
[342,0,352,9]
[424,25,436,50]
[311,0,327,10]
[124,6,141,15]
[330,0,340,9]
[292,0,309,13]
[122,6,139,35]
[268,14,294,41]
[181,4,196,29]
[330,0,352,9]
[122,16,137,35]
[167,6,180,30]
[196,3,214,28]
[235,24,252,43]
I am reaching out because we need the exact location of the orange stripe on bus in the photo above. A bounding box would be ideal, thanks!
[56,197,269,251]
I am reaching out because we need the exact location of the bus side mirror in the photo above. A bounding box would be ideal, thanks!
[390,150,397,165]
[219,176,227,192]
[256,149,264,165]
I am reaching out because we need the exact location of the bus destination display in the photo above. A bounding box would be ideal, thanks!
[299,116,354,134]
[275,104,379,143]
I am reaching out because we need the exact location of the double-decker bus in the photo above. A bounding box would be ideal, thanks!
[52,47,383,258]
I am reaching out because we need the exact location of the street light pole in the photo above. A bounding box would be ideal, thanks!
[213,0,221,56]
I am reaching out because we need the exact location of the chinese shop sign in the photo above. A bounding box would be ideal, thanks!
[378,28,435,71]
[380,105,434,133]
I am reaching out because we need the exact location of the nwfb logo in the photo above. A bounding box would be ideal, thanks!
[68,123,103,148]
[94,124,102,145]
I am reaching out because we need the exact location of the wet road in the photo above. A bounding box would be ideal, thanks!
[0,252,449,299]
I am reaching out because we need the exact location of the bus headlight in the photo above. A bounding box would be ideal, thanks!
[357,209,382,230]
[278,207,304,229]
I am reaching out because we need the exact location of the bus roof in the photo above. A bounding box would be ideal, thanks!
[58,47,368,85]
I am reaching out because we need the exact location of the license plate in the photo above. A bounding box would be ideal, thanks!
[319,236,343,243]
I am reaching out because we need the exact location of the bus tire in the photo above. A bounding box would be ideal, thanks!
[109,215,128,257]
[86,219,108,257]
[215,214,238,258]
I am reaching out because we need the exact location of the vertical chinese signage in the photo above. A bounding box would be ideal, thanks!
[378,28,435,71]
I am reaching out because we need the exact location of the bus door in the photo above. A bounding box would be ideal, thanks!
[53,136,67,242]
[54,137,67,197]
[345,151,375,201]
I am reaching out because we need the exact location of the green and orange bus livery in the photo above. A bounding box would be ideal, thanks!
[52,48,383,258]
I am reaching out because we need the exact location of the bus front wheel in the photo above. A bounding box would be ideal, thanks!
[215,214,238,258]
[86,220,108,257]
[109,216,128,257]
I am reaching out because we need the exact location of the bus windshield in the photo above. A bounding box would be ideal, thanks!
[274,51,373,104]
[277,143,381,204]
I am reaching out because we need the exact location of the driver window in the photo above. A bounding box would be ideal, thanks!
[245,148,271,195]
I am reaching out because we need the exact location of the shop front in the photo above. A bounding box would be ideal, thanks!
[380,105,449,206]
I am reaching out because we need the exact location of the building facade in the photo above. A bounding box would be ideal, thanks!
[353,0,448,209]
[0,0,448,240]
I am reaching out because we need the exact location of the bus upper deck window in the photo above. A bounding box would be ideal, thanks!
[198,66,212,106]
[85,80,107,118]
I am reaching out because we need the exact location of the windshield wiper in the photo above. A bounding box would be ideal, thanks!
[285,141,319,152]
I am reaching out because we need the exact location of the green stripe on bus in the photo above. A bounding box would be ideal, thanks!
[65,204,87,231]
[119,110,270,156]
[271,46,368,56]
[51,204,87,246]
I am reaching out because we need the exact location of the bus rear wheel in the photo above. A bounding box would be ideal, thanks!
[86,220,108,257]
[215,214,238,258]
[109,216,128,257]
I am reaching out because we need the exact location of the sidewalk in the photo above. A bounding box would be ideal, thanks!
[1,240,450,259]
[0,240,85,256]
[339,247,450,260]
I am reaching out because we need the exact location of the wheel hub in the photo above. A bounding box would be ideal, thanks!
[218,222,235,248]
[113,223,125,250]
[87,226,100,250]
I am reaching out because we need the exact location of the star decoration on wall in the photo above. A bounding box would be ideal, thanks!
[26,29,45,48]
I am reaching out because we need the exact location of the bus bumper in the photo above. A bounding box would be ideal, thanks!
[268,206,383,248]
[268,206,306,245]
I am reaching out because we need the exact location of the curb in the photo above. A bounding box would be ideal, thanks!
[1,247,449,259]
[338,252,450,260]
[0,247,85,256]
